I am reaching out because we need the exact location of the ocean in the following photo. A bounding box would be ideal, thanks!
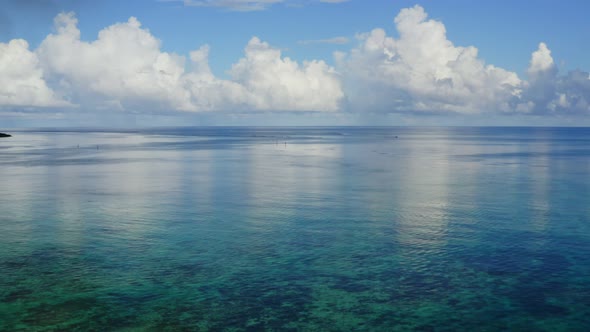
[1,127,590,331]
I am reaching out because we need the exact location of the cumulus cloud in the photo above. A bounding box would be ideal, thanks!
[181,45,250,111]
[528,42,556,76]
[0,39,67,107]
[26,12,341,112]
[180,40,342,111]
[337,5,522,114]
[229,37,343,111]
[37,13,191,111]
[522,42,590,114]
[333,6,590,116]
[519,42,558,113]
[2,5,590,118]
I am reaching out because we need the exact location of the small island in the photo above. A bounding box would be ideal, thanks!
[0,133,12,137]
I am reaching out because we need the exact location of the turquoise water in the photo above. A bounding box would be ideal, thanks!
[1,127,590,331]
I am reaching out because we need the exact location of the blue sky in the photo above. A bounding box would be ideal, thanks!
[1,0,590,126]
[4,0,589,75]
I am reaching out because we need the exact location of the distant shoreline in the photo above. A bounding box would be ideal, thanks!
[0,133,11,137]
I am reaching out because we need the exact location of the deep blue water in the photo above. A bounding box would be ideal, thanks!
[1,127,590,331]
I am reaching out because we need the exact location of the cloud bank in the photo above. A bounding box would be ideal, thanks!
[31,12,342,112]
[1,5,589,118]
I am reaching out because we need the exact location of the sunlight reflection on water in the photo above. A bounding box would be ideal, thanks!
[1,127,590,330]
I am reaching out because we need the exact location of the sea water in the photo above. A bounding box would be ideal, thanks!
[1,127,590,331]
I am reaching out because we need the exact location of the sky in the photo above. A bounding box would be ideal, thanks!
[1,0,590,127]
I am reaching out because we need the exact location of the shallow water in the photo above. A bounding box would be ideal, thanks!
[1,127,590,331]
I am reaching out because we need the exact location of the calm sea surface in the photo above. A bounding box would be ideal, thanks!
[1,127,590,331]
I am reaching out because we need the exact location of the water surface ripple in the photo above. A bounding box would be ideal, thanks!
[1,127,590,331]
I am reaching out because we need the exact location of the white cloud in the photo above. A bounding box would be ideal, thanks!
[520,42,558,113]
[181,39,343,111]
[0,39,68,108]
[37,13,192,111]
[337,5,522,114]
[229,37,343,111]
[556,70,590,113]
[528,42,555,76]
[30,12,342,112]
[2,5,590,119]
[336,9,589,116]
[523,43,590,114]
[182,45,252,111]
